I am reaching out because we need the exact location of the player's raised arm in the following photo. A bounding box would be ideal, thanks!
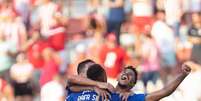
[146,61,192,101]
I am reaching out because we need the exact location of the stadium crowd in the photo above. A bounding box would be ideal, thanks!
[0,0,201,101]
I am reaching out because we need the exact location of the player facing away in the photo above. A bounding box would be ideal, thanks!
[66,59,115,96]
[66,61,192,101]
[66,63,117,101]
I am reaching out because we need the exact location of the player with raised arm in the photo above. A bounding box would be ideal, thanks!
[116,61,192,101]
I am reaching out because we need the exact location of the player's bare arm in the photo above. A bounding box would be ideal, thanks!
[146,61,192,101]
[69,85,94,92]
[66,75,115,92]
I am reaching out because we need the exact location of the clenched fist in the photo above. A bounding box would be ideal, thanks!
[182,61,192,75]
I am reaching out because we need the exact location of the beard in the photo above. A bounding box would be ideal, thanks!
[117,82,129,89]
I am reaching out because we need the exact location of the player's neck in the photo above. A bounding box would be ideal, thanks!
[115,85,130,93]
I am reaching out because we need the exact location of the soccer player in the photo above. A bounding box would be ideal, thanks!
[66,59,114,96]
[66,59,95,94]
[66,61,192,101]
[67,63,117,101]
[115,61,192,101]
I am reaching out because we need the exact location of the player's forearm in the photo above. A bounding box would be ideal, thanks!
[69,86,94,92]
[146,73,188,101]
[161,72,188,97]
[67,75,98,87]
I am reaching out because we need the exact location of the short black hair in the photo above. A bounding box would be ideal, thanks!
[87,64,106,82]
[77,59,95,74]
[124,66,138,85]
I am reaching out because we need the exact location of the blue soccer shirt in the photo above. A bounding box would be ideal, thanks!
[66,90,146,101]
[128,93,146,101]
[66,90,120,101]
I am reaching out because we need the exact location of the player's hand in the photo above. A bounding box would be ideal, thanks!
[96,82,115,93]
[119,91,133,101]
[182,61,192,75]
[94,87,111,101]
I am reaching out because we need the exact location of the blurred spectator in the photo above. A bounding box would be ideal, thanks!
[39,48,60,87]
[41,74,65,101]
[68,0,88,18]
[179,13,190,44]
[164,0,183,36]
[99,33,130,86]
[141,33,160,90]
[132,0,153,17]
[67,40,88,75]
[58,49,69,74]
[10,53,34,101]
[132,0,154,33]
[36,0,61,37]
[188,0,201,13]
[0,76,14,101]
[21,29,49,95]
[23,30,49,69]
[0,3,27,51]
[47,16,67,51]
[188,12,201,64]
[151,10,176,83]
[155,0,165,11]
[0,33,16,80]
[124,0,132,14]
[87,0,100,14]
[107,0,125,45]
[87,15,106,36]
[87,0,106,19]
[86,16,105,62]
[176,13,192,64]
[0,0,13,21]
[13,0,31,26]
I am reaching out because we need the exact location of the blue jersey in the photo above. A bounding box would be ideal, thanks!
[66,90,120,101]
[128,93,146,101]
[66,90,146,101]
[66,87,72,95]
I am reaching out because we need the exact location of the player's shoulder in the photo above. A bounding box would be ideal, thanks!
[66,90,97,101]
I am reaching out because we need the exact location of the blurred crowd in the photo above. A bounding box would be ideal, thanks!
[0,0,201,101]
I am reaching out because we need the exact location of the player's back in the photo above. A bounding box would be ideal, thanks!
[66,90,120,101]
[66,90,146,101]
